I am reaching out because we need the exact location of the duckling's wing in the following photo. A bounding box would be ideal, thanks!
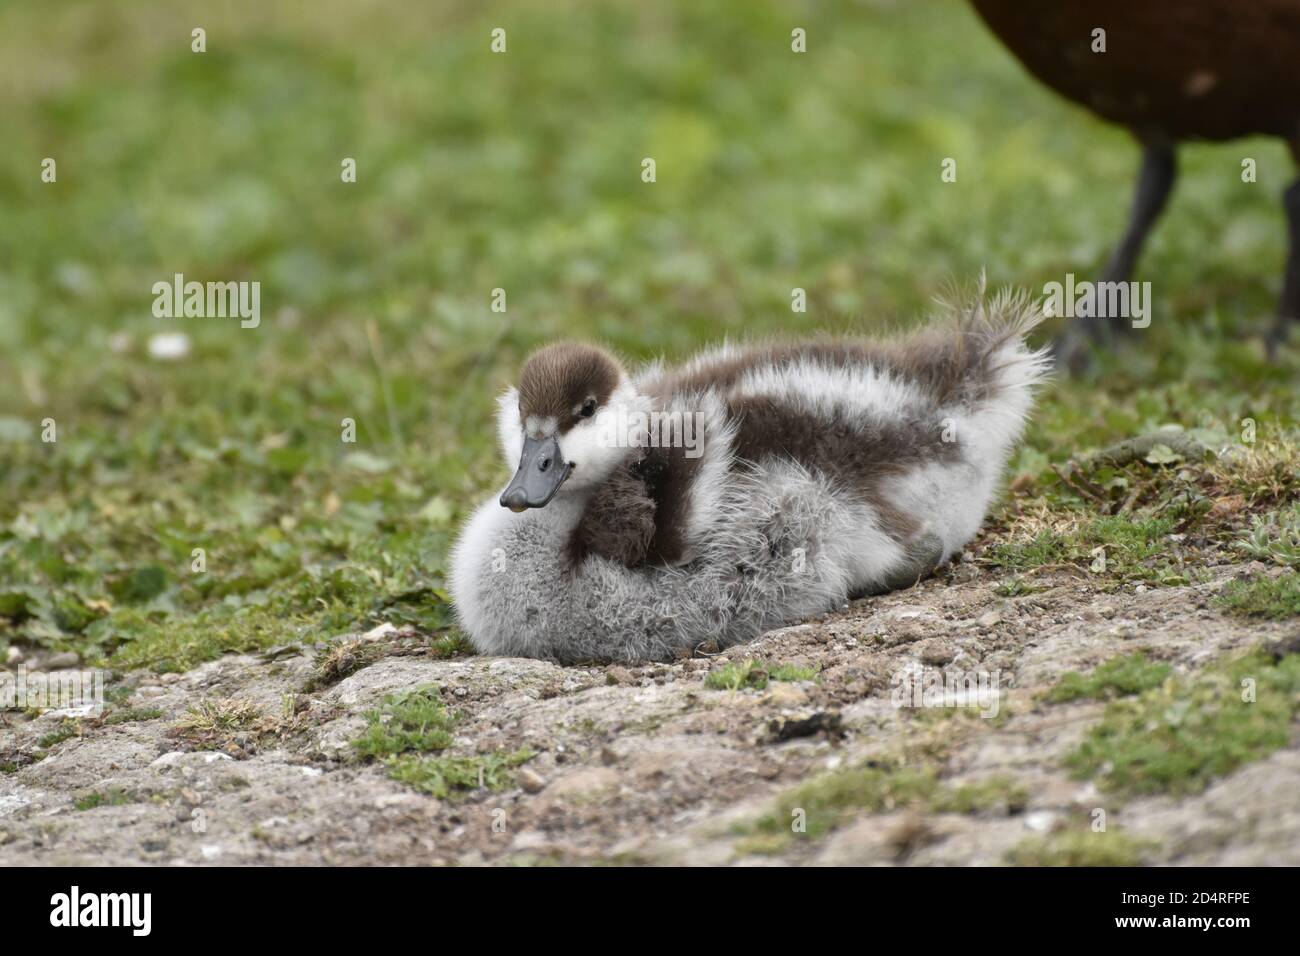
[628,388,737,566]
[568,383,737,570]
[570,460,657,567]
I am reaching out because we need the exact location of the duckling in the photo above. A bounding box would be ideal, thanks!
[450,288,1049,664]
[968,0,1300,365]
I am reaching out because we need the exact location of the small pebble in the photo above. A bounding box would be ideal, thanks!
[919,640,956,665]
[517,769,546,794]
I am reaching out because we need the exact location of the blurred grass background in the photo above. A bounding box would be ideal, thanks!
[0,0,1296,669]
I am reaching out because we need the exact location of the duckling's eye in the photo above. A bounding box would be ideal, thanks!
[579,398,597,418]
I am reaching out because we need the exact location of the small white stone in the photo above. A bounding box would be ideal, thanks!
[374,793,421,810]
[510,830,551,851]
[1024,811,1056,832]
[147,331,191,360]
[360,622,397,643]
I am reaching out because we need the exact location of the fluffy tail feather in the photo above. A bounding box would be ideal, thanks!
[914,275,1052,410]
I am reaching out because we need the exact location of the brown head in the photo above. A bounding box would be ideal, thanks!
[497,343,642,511]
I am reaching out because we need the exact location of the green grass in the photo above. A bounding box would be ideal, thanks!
[984,514,1184,582]
[37,718,81,750]
[704,659,817,691]
[2,0,1299,674]
[1046,653,1172,703]
[1065,649,1300,796]
[1216,574,1300,619]
[429,630,475,659]
[174,698,261,734]
[169,697,264,749]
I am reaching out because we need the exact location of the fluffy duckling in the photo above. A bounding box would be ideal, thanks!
[450,289,1049,663]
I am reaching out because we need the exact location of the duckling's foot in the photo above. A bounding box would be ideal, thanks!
[851,533,945,599]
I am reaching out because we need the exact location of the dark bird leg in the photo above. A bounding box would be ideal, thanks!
[1265,171,1300,358]
[1055,142,1177,371]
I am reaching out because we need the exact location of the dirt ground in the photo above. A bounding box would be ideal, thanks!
[2,556,1296,867]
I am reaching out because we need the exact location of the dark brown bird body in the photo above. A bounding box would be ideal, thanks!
[971,1,1300,143]
[970,0,1300,359]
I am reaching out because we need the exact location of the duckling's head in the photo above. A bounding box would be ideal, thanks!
[497,342,646,512]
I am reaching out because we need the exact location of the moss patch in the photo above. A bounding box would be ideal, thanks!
[37,718,81,750]
[351,685,532,798]
[1216,573,1300,620]
[1007,830,1155,867]
[352,685,456,758]
[1065,648,1300,796]
[1046,653,1172,703]
[101,706,165,725]
[930,776,1029,815]
[740,762,1025,851]
[73,788,136,811]
[386,750,534,799]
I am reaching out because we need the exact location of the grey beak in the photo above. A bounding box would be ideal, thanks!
[500,435,572,512]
